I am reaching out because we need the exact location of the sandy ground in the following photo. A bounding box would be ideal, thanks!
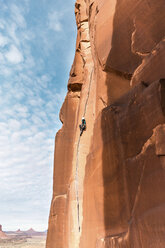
[0,236,46,248]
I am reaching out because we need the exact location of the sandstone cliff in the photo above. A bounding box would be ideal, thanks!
[46,1,165,247]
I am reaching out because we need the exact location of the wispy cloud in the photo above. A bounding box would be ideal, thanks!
[0,0,76,231]
[0,0,72,232]
[5,45,24,63]
[0,33,8,47]
[10,3,27,28]
[48,10,63,32]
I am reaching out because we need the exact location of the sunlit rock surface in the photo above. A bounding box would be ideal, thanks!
[46,0,165,247]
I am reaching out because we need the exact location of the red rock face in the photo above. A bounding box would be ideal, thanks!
[46,0,165,247]
[80,80,165,247]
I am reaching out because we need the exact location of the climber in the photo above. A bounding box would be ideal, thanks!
[79,117,86,136]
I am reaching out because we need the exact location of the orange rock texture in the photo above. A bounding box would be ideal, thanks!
[46,0,165,247]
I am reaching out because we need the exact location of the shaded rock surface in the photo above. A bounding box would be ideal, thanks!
[46,0,165,247]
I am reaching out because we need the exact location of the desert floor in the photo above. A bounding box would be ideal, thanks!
[0,236,46,248]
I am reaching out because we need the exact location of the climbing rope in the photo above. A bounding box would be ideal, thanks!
[83,67,94,117]
[75,135,81,232]
[75,67,94,232]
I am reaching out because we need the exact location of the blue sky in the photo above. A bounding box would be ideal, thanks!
[0,0,76,231]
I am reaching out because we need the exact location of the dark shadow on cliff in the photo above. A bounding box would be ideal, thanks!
[102,0,165,238]
[102,19,165,243]
[101,75,165,245]
[104,0,141,76]
[101,0,140,239]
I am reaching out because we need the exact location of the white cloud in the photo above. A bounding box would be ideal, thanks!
[0,33,8,47]
[0,65,12,75]
[0,20,5,30]
[0,52,4,62]
[7,23,20,45]
[8,119,21,130]
[0,0,76,231]
[5,45,24,64]
[10,4,26,28]
[48,10,63,32]
[0,70,64,230]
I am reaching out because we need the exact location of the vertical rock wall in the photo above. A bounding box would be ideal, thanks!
[46,0,165,247]
[47,1,96,247]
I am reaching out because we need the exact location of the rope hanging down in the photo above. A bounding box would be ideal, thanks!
[75,67,94,233]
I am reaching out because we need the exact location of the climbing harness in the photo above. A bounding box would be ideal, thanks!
[79,118,86,136]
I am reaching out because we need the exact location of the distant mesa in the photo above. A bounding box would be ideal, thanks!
[2,225,46,237]
[27,228,35,232]
[25,228,37,235]
[0,224,46,244]
[24,228,46,236]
